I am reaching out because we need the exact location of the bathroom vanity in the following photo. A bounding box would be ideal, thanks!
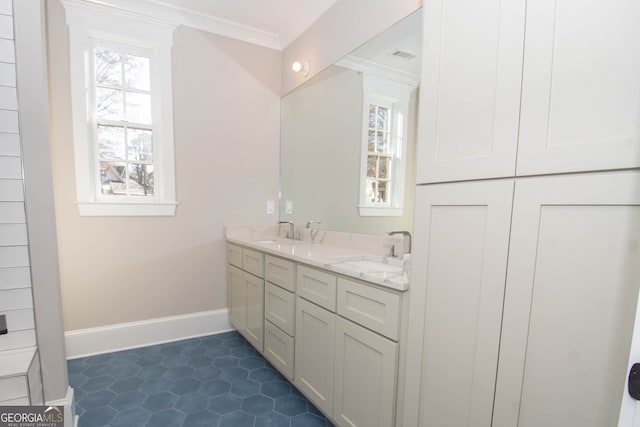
[226,225,410,427]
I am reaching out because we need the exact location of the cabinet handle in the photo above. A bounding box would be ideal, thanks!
[628,363,640,400]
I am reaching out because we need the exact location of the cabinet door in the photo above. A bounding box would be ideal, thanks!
[244,273,264,352]
[402,180,514,427]
[493,172,640,427]
[228,265,245,333]
[415,0,525,183]
[295,297,335,415]
[517,0,640,175]
[264,320,295,380]
[333,317,398,427]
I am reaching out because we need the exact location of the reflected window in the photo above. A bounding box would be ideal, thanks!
[359,76,412,217]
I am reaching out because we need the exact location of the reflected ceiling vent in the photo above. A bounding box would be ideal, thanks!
[391,50,416,59]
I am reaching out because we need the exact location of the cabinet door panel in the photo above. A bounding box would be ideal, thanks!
[295,297,335,415]
[416,0,525,183]
[333,317,398,427]
[517,0,640,174]
[228,265,245,332]
[493,172,640,427]
[402,180,514,427]
[244,273,264,352]
[264,320,294,380]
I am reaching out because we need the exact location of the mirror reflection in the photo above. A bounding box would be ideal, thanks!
[280,9,422,235]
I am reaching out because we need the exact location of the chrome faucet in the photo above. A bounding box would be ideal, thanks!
[279,221,295,239]
[388,230,412,254]
[306,220,323,242]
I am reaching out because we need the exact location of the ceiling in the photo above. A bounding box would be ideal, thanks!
[94,0,339,50]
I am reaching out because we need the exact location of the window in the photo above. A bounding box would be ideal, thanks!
[359,76,412,216]
[65,2,177,216]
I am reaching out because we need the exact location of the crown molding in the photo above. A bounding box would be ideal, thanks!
[336,55,420,87]
[67,0,283,50]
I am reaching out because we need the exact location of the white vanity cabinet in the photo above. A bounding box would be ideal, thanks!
[416,0,640,184]
[294,265,403,427]
[227,244,264,352]
[264,255,296,380]
[227,241,407,426]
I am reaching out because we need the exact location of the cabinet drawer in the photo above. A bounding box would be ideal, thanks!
[227,244,243,268]
[337,278,401,341]
[264,321,295,380]
[243,248,264,278]
[265,255,296,292]
[265,282,295,336]
[297,265,337,312]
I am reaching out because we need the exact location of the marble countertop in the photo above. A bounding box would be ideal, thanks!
[225,225,410,292]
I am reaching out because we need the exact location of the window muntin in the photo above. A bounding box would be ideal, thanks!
[92,44,155,198]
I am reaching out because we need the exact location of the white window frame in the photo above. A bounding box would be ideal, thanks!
[358,75,412,217]
[64,0,177,216]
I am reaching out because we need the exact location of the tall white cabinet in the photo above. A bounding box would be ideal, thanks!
[404,0,640,425]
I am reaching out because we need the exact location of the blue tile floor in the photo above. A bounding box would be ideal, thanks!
[68,331,334,427]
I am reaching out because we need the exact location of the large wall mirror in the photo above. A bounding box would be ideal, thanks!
[280,9,422,235]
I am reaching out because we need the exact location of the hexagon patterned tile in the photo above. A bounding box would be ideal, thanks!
[68,331,334,427]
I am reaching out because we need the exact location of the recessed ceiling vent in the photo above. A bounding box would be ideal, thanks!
[391,50,416,59]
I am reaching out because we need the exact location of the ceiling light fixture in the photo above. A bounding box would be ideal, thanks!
[291,60,310,77]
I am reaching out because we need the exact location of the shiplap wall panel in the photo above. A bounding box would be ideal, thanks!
[0,267,30,290]
[0,202,25,223]
[0,179,23,201]
[0,133,20,155]
[0,223,27,246]
[0,1,34,353]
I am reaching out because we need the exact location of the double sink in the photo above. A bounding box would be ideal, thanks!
[248,237,408,291]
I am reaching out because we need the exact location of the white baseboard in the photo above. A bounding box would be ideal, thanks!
[46,386,77,427]
[65,309,232,359]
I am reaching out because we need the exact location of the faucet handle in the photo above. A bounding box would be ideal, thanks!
[306,220,323,228]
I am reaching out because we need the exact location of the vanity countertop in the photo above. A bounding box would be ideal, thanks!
[226,225,410,292]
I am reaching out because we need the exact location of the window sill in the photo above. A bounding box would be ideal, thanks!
[358,206,403,217]
[77,201,177,217]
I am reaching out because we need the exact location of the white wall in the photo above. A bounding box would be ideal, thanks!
[282,0,422,95]
[46,0,281,332]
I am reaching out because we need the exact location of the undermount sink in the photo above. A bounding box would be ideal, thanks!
[338,259,403,274]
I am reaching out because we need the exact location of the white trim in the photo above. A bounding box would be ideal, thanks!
[77,201,177,216]
[64,0,177,216]
[65,309,233,359]
[337,55,421,87]
[358,207,403,217]
[68,0,282,50]
[46,386,77,427]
